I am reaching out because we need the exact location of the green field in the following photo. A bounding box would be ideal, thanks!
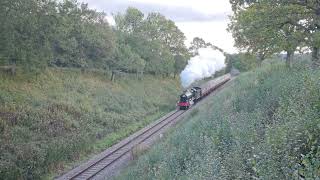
[117,60,320,179]
[0,69,181,179]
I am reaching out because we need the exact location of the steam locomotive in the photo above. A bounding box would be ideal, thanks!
[178,74,231,110]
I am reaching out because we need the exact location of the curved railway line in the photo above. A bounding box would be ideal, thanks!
[57,76,232,180]
[57,110,186,180]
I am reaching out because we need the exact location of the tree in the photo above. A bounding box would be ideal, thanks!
[51,0,115,69]
[112,44,145,74]
[71,2,115,69]
[114,7,144,34]
[189,37,211,56]
[80,4,116,68]
[113,9,188,77]
[230,53,258,72]
[273,0,320,68]
[0,0,57,73]
[132,39,174,76]
[229,0,320,68]
[174,55,187,78]
[0,0,116,74]
[228,1,306,67]
[229,2,277,64]
[142,13,188,56]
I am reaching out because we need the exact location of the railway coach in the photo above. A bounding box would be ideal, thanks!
[178,74,231,110]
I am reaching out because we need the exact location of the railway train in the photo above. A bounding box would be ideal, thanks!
[178,74,231,110]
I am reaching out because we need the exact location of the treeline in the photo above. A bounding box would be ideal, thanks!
[228,0,320,68]
[112,8,190,77]
[1,0,115,72]
[0,0,190,77]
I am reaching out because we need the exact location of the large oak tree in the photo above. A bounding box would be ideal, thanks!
[229,0,320,68]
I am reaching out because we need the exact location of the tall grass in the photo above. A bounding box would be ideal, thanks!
[117,60,320,179]
[0,68,181,179]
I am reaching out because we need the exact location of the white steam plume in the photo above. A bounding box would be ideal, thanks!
[180,48,226,88]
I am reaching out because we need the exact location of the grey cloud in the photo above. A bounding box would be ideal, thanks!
[80,0,228,22]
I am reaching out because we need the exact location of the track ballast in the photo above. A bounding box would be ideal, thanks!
[57,110,186,180]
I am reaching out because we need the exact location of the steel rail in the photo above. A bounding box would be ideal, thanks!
[81,110,186,179]
[60,110,183,180]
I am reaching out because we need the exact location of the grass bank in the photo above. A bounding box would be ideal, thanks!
[117,60,320,179]
[0,68,181,179]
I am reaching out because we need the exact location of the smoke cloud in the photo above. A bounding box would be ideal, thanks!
[180,48,226,88]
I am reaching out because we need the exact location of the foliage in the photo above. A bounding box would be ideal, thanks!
[0,1,188,76]
[228,0,320,67]
[112,42,145,73]
[0,0,55,72]
[114,7,144,34]
[0,69,181,179]
[117,60,320,179]
[189,37,211,56]
[51,1,115,69]
[142,12,187,56]
[113,8,189,76]
[174,55,187,78]
[0,0,116,72]
[230,53,259,72]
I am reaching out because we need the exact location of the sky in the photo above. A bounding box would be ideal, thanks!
[78,0,236,53]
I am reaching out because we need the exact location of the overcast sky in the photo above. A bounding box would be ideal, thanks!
[78,0,236,53]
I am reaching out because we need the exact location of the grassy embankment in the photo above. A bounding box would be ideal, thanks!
[0,68,181,179]
[118,59,320,179]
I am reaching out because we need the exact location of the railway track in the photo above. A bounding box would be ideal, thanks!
[57,110,186,180]
[57,77,232,180]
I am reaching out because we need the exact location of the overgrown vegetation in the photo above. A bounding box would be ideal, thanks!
[117,60,320,179]
[0,69,181,179]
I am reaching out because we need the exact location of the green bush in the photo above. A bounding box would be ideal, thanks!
[117,60,320,179]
